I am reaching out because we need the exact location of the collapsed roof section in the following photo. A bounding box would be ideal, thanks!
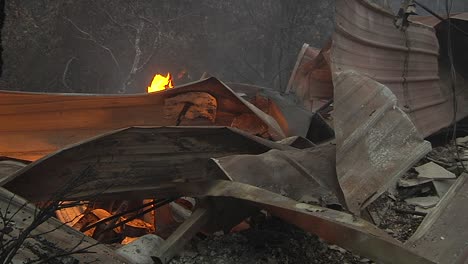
[1,137,433,264]
[0,78,286,161]
[2,126,288,202]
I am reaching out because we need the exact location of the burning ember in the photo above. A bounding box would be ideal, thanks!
[147,73,174,93]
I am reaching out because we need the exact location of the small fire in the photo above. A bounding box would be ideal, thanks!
[147,73,174,93]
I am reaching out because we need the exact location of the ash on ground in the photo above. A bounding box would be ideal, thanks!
[367,193,425,242]
[170,218,369,264]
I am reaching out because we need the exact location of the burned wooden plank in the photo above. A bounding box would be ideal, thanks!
[0,187,128,263]
[0,77,285,161]
[406,174,468,264]
[153,206,211,264]
[334,71,431,214]
[2,126,289,202]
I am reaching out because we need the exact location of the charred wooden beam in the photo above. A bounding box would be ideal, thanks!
[153,204,211,264]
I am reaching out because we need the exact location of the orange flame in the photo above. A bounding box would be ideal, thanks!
[147,73,174,93]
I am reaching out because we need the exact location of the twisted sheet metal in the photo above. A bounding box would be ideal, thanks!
[334,71,431,213]
[285,42,334,112]
[0,77,285,161]
[226,82,314,138]
[1,126,287,202]
[2,141,433,264]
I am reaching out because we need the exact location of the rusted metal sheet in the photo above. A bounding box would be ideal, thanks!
[334,71,431,214]
[406,174,468,264]
[286,42,333,112]
[1,124,432,263]
[2,126,289,202]
[0,77,285,161]
[211,144,345,208]
[332,0,468,137]
[227,82,313,138]
[0,187,129,263]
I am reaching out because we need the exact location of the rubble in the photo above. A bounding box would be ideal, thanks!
[116,234,165,264]
[415,162,456,180]
[404,196,440,209]
[170,218,366,264]
[407,174,468,263]
[398,178,433,188]
[432,179,456,197]
[1,0,468,263]
[456,135,468,145]
[367,193,426,242]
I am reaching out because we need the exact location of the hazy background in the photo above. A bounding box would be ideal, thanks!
[1,0,467,94]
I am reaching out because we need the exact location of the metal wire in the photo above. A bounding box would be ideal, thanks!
[398,0,467,172]
[444,0,467,172]
[81,198,176,233]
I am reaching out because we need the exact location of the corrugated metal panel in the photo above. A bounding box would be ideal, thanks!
[332,0,468,137]
[334,71,431,213]
[286,42,334,112]
[0,77,285,161]
[2,126,288,202]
